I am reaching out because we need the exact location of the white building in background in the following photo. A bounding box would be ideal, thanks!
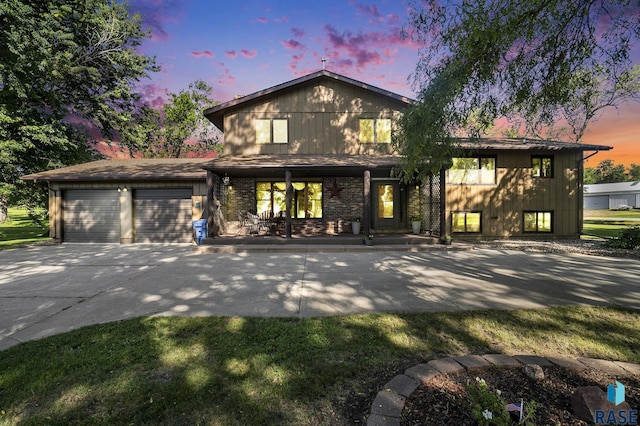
[584,181,640,210]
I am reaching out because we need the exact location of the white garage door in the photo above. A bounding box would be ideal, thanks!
[584,195,608,210]
[63,190,120,243]
[134,189,193,243]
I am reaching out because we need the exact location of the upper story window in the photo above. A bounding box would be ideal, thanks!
[532,156,553,178]
[447,157,496,185]
[255,118,288,144]
[359,118,391,143]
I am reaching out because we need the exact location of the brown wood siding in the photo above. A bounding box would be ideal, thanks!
[222,79,405,156]
[446,151,581,238]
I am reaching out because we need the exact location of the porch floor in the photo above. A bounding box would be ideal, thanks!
[194,233,465,254]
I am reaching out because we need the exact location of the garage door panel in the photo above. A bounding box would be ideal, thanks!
[63,190,120,243]
[134,189,192,243]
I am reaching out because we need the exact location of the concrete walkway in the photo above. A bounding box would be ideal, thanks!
[1,243,639,351]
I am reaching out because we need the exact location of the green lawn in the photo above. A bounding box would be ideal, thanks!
[0,208,51,249]
[584,209,640,219]
[583,209,640,238]
[0,307,638,425]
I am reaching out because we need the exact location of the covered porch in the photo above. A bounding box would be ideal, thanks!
[202,155,441,241]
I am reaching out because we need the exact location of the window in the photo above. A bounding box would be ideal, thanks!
[256,181,322,218]
[452,212,481,233]
[524,211,552,233]
[447,157,496,184]
[255,118,288,144]
[532,156,553,178]
[359,118,391,143]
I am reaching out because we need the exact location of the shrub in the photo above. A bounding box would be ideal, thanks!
[605,226,640,250]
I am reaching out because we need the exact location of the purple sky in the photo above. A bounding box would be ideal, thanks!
[128,0,640,167]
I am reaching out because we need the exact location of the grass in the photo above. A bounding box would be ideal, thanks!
[0,307,638,425]
[583,209,640,238]
[584,209,640,219]
[0,207,50,249]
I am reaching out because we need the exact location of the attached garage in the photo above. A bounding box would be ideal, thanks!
[134,188,193,243]
[21,158,210,244]
[63,189,120,243]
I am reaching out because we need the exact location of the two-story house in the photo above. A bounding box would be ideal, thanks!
[21,70,611,243]
[201,70,611,240]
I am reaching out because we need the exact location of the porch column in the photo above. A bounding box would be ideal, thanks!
[363,169,371,236]
[206,170,218,238]
[285,170,292,238]
[439,168,446,236]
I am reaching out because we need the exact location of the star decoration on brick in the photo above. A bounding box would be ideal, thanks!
[327,179,343,199]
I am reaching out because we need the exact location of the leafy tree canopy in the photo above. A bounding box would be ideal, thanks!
[584,159,629,183]
[394,0,640,182]
[118,80,222,158]
[0,0,157,220]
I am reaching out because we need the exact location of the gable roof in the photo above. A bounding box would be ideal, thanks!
[203,70,415,129]
[20,158,210,182]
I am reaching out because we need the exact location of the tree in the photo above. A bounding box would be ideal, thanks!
[586,159,628,183]
[629,163,640,181]
[0,0,157,221]
[583,167,598,184]
[394,0,640,181]
[118,81,221,158]
[596,160,628,183]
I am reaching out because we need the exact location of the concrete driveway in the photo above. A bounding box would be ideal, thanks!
[1,244,639,351]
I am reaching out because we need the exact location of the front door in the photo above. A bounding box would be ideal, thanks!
[372,181,401,230]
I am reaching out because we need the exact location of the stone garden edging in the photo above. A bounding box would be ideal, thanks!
[366,354,640,426]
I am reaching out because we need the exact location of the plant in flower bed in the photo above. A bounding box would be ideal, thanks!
[467,377,535,426]
[401,367,640,426]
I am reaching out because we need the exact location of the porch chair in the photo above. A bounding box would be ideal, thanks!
[238,211,270,235]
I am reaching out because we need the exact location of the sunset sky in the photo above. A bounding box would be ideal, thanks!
[128,0,640,168]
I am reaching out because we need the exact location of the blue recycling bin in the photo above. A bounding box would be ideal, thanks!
[192,219,207,245]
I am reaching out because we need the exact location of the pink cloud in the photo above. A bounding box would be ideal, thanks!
[257,17,268,24]
[291,27,305,38]
[287,52,306,73]
[136,83,169,110]
[218,68,236,87]
[323,25,384,68]
[353,2,382,18]
[240,49,258,58]
[191,50,214,58]
[322,24,421,70]
[225,50,237,58]
[281,39,306,50]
